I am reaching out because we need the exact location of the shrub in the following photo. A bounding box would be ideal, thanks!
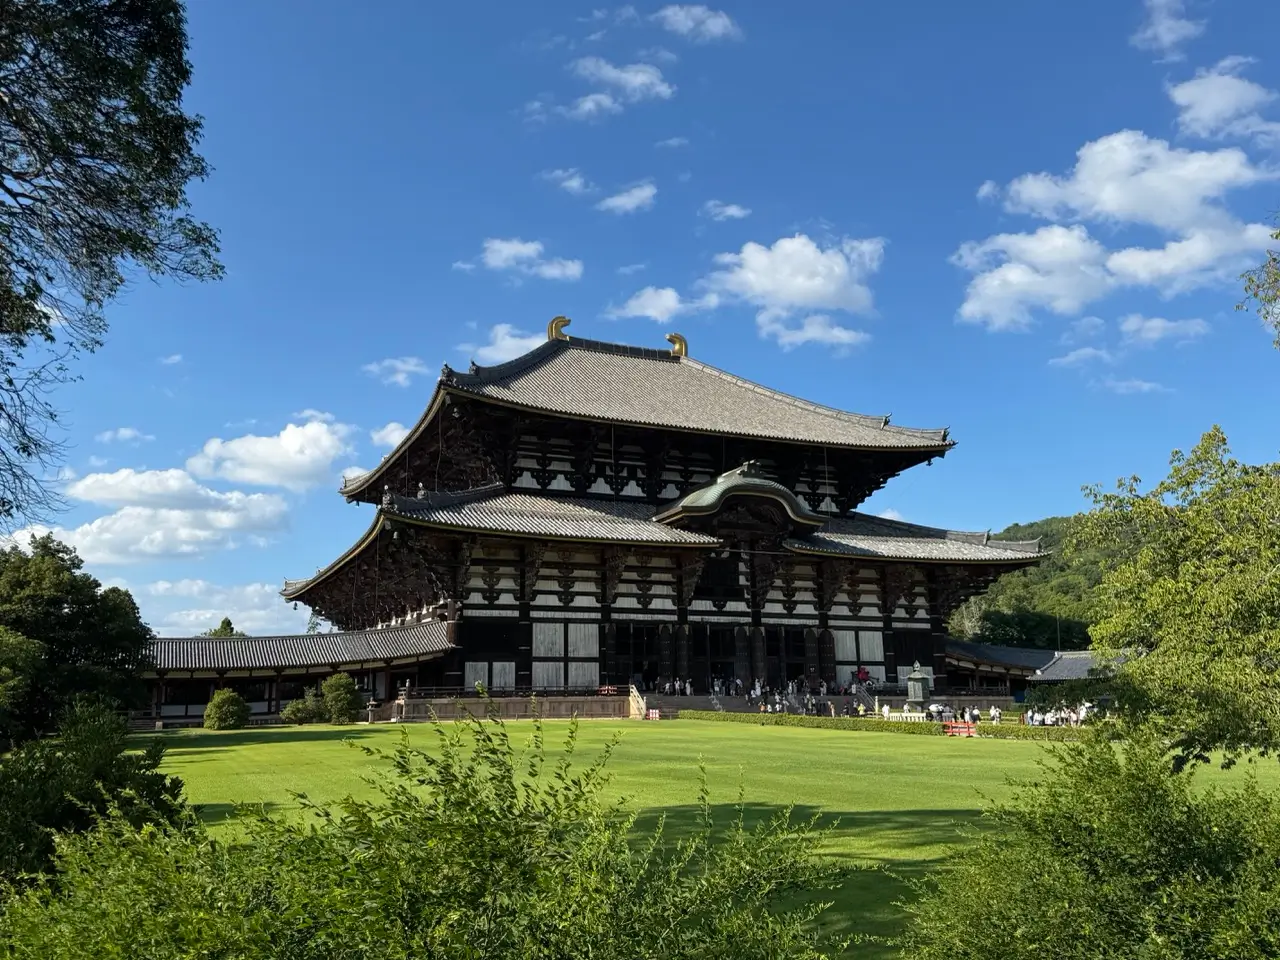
[0,701,184,881]
[279,686,327,724]
[321,672,362,724]
[202,689,249,730]
[899,730,1280,959]
[0,709,850,959]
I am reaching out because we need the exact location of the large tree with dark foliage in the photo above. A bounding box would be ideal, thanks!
[0,0,221,524]
[0,534,153,746]
[199,616,246,638]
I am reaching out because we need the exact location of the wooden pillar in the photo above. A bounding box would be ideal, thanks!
[515,620,533,689]
[818,628,837,687]
[733,625,751,684]
[750,626,766,683]
[382,663,392,702]
[675,624,690,679]
[602,623,616,684]
[879,567,898,683]
[658,623,674,680]
[803,627,819,685]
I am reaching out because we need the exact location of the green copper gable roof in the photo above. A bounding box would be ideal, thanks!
[654,461,826,527]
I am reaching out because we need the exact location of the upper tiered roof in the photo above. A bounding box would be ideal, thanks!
[342,323,953,500]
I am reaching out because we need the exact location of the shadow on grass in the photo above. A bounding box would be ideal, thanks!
[192,800,282,826]
[631,802,982,960]
[155,726,382,753]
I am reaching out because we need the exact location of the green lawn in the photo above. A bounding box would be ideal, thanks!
[159,719,1280,957]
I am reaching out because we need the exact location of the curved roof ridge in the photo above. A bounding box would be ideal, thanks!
[846,511,1044,551]
[153,621,447,644]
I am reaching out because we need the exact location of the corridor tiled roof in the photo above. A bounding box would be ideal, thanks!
[149,621,453,672]
[441,337,952,449]
[389,485,722,545]
[1033,650,1104,682]
[946,639,1058,671]
[786,513,1048,564]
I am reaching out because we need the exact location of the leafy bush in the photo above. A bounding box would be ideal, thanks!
[280,685,328,724]
[321,672,362,724]
[677,710,1089,741]
[0,709,849,959]
[202,689,249,730]
[0,701,184,881]
[899,730,1280,959]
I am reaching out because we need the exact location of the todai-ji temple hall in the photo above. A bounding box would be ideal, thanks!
[145,319,1048,719]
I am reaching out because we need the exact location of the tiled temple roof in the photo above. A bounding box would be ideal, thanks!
[654,461,825,526]
[441,337,951,449]
[1032,650,1103,682]
[785,514,1047,563]
[388,486,723,545]
[149,621,452,672]
[946,639,1059,672]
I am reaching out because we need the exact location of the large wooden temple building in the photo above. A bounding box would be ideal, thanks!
[144,319,1046,718]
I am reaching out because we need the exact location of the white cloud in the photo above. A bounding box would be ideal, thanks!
[702,199,751,221]
[542,167,597,195]
[186,419,356,492]
[341,465,369,481]
[571,56,675,101]
[639,46,679,63]
[878,508,905,522]
[293,409,334,423]
[479,237,584,280]
[655,136,688,148]
[1168,56,1280,144]
[1130,0,1204,61]
[596,181,657,214]
[562,92,623,120]
[371,421,410,448]
[1049,346,1114,366]
[5,470,289,564]
[451,260,476,272]
[86,455,109,468]
[159,354,182,365]
[704,233,885,321]
[617,262,647,275]
[976,180,1000,201]
[956,131,1276,328]
[95,426,154,444]
[607,286,712,323]
[362,356,431,387]
[652,5,743,42]
[142,579,307,637]
[459,324,545,364]
[1103,377,1171,394]
[1118,313,1209,345]
[757,314,870,353]
[1063,316,1106,343]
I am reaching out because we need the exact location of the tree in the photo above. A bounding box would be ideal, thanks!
[202,689,248,730]
[320,672,361,724]
[0,534,153,746]
[0,700,184,882]
[899,731,1280,959]
[279,685,327,724]
[0,0,222,524]
[0,710,847,958]
[200,616,246,638]
[1240,221,1279,347]
[305,610,321,634]
[948,516,1102,649]
[1072,427,1280,766]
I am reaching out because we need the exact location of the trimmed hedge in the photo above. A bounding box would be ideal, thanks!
[676,709,1088,741]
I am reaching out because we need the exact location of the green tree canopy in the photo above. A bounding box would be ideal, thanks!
[0,0,221,522]
[0,535,153,746]
[1073,426,1280,765]
[1241,221,1279,347]
[200,616,246,638]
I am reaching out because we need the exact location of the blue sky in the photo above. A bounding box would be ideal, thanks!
[16,0,1280,635]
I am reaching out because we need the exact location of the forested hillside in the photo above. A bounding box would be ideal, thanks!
[947,516,1106,649]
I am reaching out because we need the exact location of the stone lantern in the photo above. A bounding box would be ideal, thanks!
[906,661,928,713]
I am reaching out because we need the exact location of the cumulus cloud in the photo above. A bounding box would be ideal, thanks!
[617,262,647,275]
[479,237,584,280]
[956,131,1276,328]
[1167,56,1280,144]
[596,181,657,214]
[1118,313,1209,345]
[541,167,597,195]
[702,199,751,220]
[142,579,307,637]
[976,180,1000,201]
[1049,346,1114,367]
[655,136,688,148]
[878,508,905,522]
[652,5,743,42]
[571,56,675,101]
[607,286,718,323]
[757,314,870,353]
[1103,377,1171,394]
[1130,0,1204,61]
[186,418,356,492]
[5,469,289,565]
[159,354,182,365]
[1062,316,1106,343]
[458,324,545,364]
[95,426,154,444]
[371,422,410,448]
[362,356,431,387]
[293,409,335,423]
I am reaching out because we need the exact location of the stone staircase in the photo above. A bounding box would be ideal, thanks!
[643,694,758,718]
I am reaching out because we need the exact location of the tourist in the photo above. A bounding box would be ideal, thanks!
[882,702,891,720]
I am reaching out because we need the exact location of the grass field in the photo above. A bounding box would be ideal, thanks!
[159,719,1280,956]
